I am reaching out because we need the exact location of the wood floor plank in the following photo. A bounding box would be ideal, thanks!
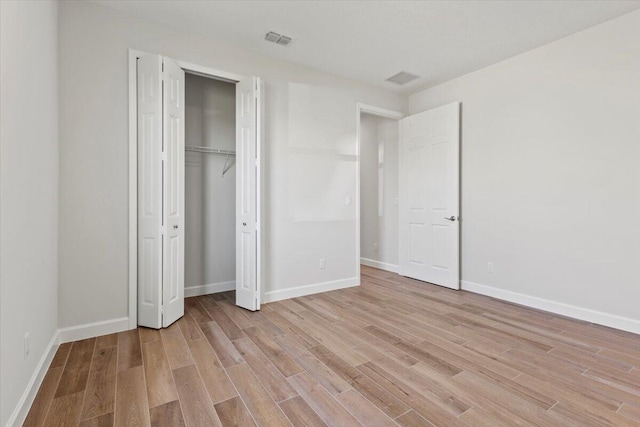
[177,312,203,342]
[149,400,186,427]
[117,329,142,372]
[185,297,213,324]
[279,396,328,427]
[226,363,292,426]
[618,402,640,423]
[248,311,285,336]
[80,346,117,420]
[95,334,118,350]
[275,334,351,396]
[261,309,321,348]
[309,344,410,418]
[187,337,237,404]
[453,370,561,426]
[214,396,257,427]
[205,304,246,340]
[334,389,398,427]
[141,339,178,409]
[215,298,255,329]
[395,410,435,427]
[115,365,151,427]
[50,343,72,369]
[458,407,510,427]
[78,412,114,427]
[43,392,84,426]
[287,372,361,427]
[23,367,64,427]
[200,320,244,367]
[55,338,96,398]
[139,327,161,344]
[160,322,194,370]
[244,326,303,377]
[549,401,639,427]
[357,361,468,427]
[597,348,640,368]
[233,337,298,402]
[172,365,222,427]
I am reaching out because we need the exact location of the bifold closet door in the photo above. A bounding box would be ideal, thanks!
[235,77,262,311]
[162,57,185,327]
[398,102,460,290]
[137,55,185,329]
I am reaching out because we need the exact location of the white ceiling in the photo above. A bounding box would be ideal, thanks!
[93,0,640,93]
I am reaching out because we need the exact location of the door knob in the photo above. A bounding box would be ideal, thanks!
[444,216,457,222]
[173,225,179,229]
[243,222,247,226]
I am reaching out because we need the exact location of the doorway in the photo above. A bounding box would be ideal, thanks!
[356,102,461,291]
[356,104,403,278]
[129,51,263,329]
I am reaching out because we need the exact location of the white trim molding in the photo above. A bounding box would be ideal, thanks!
[5,333,59,427]
[57,317,130,344]
[184,281,236,298]
[360,258,398,273]
[461,280,640,334]
[263,277,360,303]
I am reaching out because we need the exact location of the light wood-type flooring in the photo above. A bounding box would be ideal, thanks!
[25,266,640,426]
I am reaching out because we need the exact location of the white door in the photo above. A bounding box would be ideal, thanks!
[137,55,185,328]
[162,57,185,327]
[235,77,262,311]
[398,102,460,290]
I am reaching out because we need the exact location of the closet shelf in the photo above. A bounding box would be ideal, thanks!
[185,145,236,156]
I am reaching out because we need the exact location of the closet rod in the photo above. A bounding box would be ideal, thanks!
[185,145,236,155]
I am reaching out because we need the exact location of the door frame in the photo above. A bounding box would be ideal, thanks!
[127,49,247,329]
[355,103,404,282]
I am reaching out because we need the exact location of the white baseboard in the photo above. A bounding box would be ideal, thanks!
[360,258,398,273]
[5,331,59,427]
[461,280,640,334]
[263,277,360,303]
[57,317,130,344]
[184,281,235,298]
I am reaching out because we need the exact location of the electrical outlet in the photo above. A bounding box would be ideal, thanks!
[319,258,326,269]
[373,243,378,253]
[24,333,30,359]
[345,196,352,206]
[487,262,494,273]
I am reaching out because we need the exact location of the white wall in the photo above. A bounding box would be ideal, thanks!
[409,10,640,325]
[360,114,399,268]
[57,1,405,327]
[185,75,236,291]
[0,1,59,425]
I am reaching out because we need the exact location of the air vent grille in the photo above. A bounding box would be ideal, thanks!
[265,31,294,47]
[386,71,420,85]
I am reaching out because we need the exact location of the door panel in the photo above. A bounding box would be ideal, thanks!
[137,55,163,328]
[162,57,185,327]
[235,77,261,311]
[399,102,460,290]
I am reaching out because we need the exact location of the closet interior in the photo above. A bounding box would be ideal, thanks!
[184,73,236,295]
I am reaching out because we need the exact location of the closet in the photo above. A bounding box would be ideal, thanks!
[135,54,262,329]
[185,74,236,297]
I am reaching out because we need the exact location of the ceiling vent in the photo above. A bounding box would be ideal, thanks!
[265,31,293,47]
[386,71,420,85]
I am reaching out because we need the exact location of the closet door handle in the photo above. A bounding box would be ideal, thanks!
[243,222,247,226]
[173,225,179,229]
